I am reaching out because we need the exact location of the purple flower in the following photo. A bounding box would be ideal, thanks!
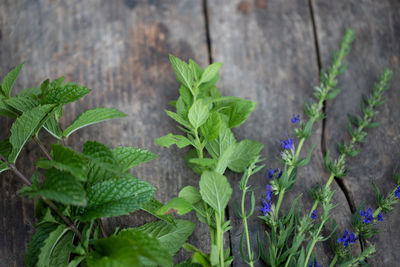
[267,168,282,179]
[265,185,273,201]
[395,186,400,199]
[309,261,323,267]
[260,199,272,216]
[281,138,294,150]
[377,213,384,222]
[337,229,357,247]
[310,209,317,220]
[291,114,301,123]
[360,208,374,224]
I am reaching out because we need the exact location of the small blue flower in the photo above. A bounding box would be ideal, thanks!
[281,138,294,150]
[337,229,357,247]
[310,209,317,220]
[267,168,282,179]
[309,261,323,267]
[260,199,272,216]
[265,185,273,201]
[360,207,374,224]
[395,186,400,199]
[291,114,301,123]
[377,213,384,222]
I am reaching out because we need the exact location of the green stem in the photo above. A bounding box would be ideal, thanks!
[274,188,285,221]
[215,211,224,267]
[194,128,203,159]
[329,254,338,267]
[303,221,325,267]
[241,187,254,267]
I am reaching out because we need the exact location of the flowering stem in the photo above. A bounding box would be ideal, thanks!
[329,254,338,267]
[304,220,325,267]
[241,178,254,266]
[274,188,286,220]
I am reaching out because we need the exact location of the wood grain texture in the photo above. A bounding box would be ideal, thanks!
[0,0,209,265]
[312,0,400,265]
[208,0,355,265]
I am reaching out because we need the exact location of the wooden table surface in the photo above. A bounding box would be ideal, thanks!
[1,0,399,266]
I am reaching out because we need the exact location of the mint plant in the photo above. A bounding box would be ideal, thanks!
[155,55,263,267]
[0,65,194,266]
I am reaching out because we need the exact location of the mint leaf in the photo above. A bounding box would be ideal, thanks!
[178,186,202,204]
[141,198,177,225]
[199,62,223,85]
[80,177,155,221]
[48,231,74,267]
[4,95,39,113]
[37,224,70,267]
[1,63,23,97]
[136,219,195,256]
[26,223,58,267]
[156,197,194,216]
[169,54,194,93]
[189,158,217,168]
[9,104,54,163]
[36,144,88,181]
[188,99,209,129]
[16,86,41,97]
[87,229,172,267]
[0,99,18,118]
[35,168,86,206]
[112,146,157,172]
[43,111,63,139]
[83,141,119,185]
[165,109,191,128]
[63,108,126,137]
[214,143,236,174]
[155,133,192,148]
[222,99,256,128]
[199,171,232,214]
[0,139,11,158]
[227,139,263,172]
[189,59,203,81]
[200,112,222,141]
[205,126,236,159]
[42,82,90,104]
[0,161,9,173]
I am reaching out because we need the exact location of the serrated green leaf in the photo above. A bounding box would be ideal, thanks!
[199,171,232,214]
[189,158,217,168]
[63,108,126,137]
[80,177,155,221]
[165,109,191,129]
[215,143,236,174]
[9,104,54,163]
[178,186,202,204]
[169,54,194,93]
[43,111,63,139]
[0,139,11,158]
[34,168,86,206]
[200,112,222,141]
[155,133,192,148]
[183,149,203,175]
[221,99,256,128]
[1,63,23,97]
[83,141,119,185]
[66,256,86,267]
[113,146,157,172]
[205,126,236,159]
[87,229,172,267]
[17,171,40,196]
[136,219,195,256]
[4,95,39,113]
[189,59,203,81]
[141,198,177,225]
[25,223,58,267]
[42,82,90,104]
[0,99,18,118]
[37,224,70,267]
[36,144,87,181]
[156,197,194,216]
[188,99,209,129]
[199,62,223,85]
[49,231,74,267]
[227,139,263,172]
[16,86,42,97]
[0,161,9,173]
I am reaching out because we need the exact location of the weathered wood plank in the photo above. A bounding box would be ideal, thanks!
[0,0,209,265]
[208,0,355,265]
[312,0,400,265]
